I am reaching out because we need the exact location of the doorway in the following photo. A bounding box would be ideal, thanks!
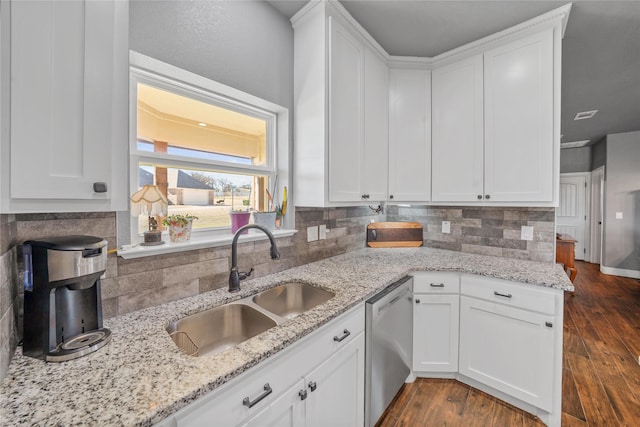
[589,166,605,264]
[558,173,591,261]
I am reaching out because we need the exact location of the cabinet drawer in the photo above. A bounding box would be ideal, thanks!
[460,275,557,315]
[412,272,460,293]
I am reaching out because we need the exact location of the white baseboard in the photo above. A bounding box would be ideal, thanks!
[600,266,640,279]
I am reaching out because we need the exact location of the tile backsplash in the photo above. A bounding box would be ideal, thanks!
[0,204,555,381]
[386,205,555,262]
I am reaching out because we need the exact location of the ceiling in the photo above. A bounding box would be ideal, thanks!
[267,0,640,147]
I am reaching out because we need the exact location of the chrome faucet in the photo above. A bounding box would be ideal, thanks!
[229,224,280,293]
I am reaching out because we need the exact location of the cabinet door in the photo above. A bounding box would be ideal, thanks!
[328,17,364,202]
[9,0,124,201]
[413,294,459,373]
[484,29,554,202]
[241,379,306,427]
[459,296,555,411]
[388,68,431,202]
[432,55,484,202]
[305,331,365,427]
[362,47,388,201]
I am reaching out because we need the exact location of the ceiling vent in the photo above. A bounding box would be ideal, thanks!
[561,140,590,149]
[574,110,598,120]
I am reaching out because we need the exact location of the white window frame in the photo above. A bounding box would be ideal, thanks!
[119,51,293,257]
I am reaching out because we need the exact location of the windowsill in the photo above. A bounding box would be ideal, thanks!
[117,229,298,259]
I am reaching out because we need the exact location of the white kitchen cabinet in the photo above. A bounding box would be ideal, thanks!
[483,29,555,203]
[305,331,365,427]
[458,275,561,413]
[160,304,365,427]
[412,273,460,373]
[240,379,305,427]
[431,55,484,202]
[413,295,459,373]
[432,28,555,204]
[0,0,128,213]
[388,68,431,202]
[293,3,388,206]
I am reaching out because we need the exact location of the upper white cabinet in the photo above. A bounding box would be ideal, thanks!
[388,68,431,202]
[293,2,388,207]
[484,30,554,203]
[293,2,569,208]
[0,0,128,213]
[432,29,555,203]
[431,55,484,202]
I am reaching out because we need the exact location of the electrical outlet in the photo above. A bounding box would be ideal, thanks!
[521,225,534,241]
[319,224,327,240]
[442,221,451,234]
[307,226,319,242]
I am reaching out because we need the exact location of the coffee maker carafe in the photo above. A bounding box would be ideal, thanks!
[22,235,111,362]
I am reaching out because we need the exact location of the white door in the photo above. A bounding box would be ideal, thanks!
[305,332,365,427]
[590,167,605,264]
[388,68,431,202]
[558,174,588,260]
[362,46,389,201]
[413,294,459,372]
[328,17,364,202]
[483,29,554,202]
[241,379,306,427]
[459,296,555,412]
[431,55,484,202]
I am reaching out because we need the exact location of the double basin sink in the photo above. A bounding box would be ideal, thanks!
[166,282,335,357]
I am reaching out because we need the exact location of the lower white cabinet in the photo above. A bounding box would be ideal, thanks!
[160,304,364,427]
[413,294,459,373]
[412,273,564,427]
[306,332,365,427]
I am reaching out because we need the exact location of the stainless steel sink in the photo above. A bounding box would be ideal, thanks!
[252,282,335,319]
[166,303,277,357]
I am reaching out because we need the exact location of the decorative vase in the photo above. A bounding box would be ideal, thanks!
[252,211,277,231]
[168,220,193,243]
[230,211,251,234]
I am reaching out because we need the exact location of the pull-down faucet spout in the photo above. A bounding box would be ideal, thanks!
[229,224,280,293]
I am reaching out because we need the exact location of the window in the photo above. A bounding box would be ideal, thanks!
[127,53,290,246]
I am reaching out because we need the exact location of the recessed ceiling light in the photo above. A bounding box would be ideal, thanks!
[198,122,207,127]
[574,110,598,120]
[561,140,590,149]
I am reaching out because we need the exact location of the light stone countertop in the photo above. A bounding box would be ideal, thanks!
[0,247,573,426]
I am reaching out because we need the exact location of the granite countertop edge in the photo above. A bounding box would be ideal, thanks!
[0,247,573,426]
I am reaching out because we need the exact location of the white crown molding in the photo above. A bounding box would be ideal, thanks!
[292,1,573,70]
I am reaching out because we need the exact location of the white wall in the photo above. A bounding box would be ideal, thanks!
[602,130,640,276]
[129,0,293,112]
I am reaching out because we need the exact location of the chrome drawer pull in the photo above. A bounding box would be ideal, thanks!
[333,329,351,342]
[243,383,273,408]
[493,291,513,299]
[430,283,445,287]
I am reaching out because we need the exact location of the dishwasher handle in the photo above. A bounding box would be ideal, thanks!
[375,286,411,317]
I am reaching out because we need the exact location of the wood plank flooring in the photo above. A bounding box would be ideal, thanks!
[377,262,640,426]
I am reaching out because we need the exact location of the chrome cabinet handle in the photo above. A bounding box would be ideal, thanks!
[308,381,317,392]
[333,329,351,342]
[243,383,272,408]
[493,291,513,299]
[430,283,445,288]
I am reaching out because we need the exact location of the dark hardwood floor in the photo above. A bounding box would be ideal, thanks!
[377,261,640,426]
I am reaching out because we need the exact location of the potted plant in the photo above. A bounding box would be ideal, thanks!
[229,210,251,234]
[162,214,198,243]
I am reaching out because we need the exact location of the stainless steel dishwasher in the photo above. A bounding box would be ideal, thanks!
[365,275,413,427]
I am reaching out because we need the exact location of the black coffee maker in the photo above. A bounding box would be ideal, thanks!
[22,235,111,362]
